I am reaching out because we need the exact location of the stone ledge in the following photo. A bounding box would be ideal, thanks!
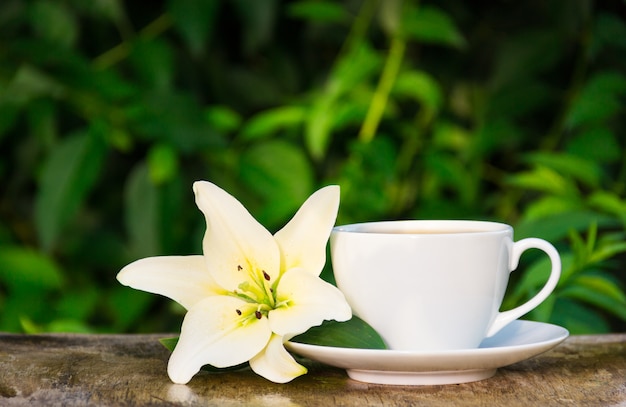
[0,333,624,406]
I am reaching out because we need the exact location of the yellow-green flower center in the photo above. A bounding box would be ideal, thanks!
[231,264,291,323]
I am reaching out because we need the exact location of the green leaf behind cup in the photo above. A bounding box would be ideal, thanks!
[290,315,387,349]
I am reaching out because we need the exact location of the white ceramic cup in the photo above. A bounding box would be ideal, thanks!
[330,220,561,351]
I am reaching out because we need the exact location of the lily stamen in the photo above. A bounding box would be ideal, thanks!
[274,299,292,309]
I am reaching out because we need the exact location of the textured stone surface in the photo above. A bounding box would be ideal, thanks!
[0,333,624,406]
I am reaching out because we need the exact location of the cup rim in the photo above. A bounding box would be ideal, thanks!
[332,220,512,236]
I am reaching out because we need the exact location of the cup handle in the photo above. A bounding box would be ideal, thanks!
[486,238,561,337]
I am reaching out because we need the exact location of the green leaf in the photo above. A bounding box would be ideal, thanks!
[204,105,242,134]
[561,274,626,321]
[108,127,133,152]
[432,122,471,151]
[587,191,626,224]
[523,196,582,221]
[0,246,63,292]
[129,38,174,90]
[109,286,155,332]
[287,0,349,23]
[19,316,41,334]
[128,90,225,151]
[550,298,610,334]
[167,0,218,56]
[55,286,100,321]
[28,0,78,48]
[232,0,277,55]
[291,316,387,349]
[305,43,381,159]
[239,140,314,226]
[471,118,523,156]
[590,234,626,263]
[515,210,618,242]
[5,65,64,105]
[147,143,179,184]
[393,70,443,111]
[305,95,335,160]
[124,162,161,258]
[400,5,465,48]
[45,319,93,333]
[507,166,572,196]
[35,130,107,252]
[565,71,626,128]
[330,97,370,131]
[590,12,626,57]
[337,137,398,223]
[71,0,125,24]
[333,43,382,94]
[424,153,476,204]
[240,106,306,141]
[524,152,603,188]
[159,337,179,352]
[566,128,621,164]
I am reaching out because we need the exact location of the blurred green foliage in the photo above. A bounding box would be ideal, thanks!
[0,0,625,335]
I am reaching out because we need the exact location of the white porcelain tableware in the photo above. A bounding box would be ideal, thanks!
[330,220,561,351]
[286,320,569,385]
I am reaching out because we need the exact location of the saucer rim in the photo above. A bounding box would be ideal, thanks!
[285,320,569,372]
[287,320,568,355]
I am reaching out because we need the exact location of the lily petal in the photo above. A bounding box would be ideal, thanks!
[193,181,281,290]
[269,268,352,337]
[249,334,307,383]
[117,256,220,310]
[168,296,272,384]
[274,185,339,276]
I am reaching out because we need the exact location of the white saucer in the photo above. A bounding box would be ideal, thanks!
[286,320,568,385]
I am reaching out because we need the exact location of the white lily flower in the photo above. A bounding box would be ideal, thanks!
[117,181,351,383]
